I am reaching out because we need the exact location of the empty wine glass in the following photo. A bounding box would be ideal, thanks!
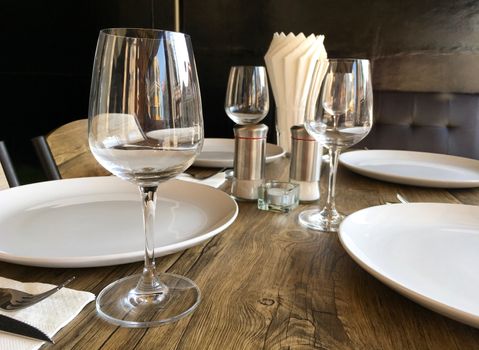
[88,28,203,327]
[300,59,373,232]
[225,66,269,125]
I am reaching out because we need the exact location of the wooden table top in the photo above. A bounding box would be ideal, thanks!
[2,156,479,349]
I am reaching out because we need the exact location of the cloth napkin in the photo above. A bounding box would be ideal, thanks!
[176,172,226,188]
[0,277,95,350]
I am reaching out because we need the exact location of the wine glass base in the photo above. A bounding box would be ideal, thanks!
[298,208,345,233]
[96,273,201,328]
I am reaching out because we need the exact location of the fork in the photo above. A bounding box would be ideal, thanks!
[0,276,76,310]
[396,193,410,204]
[384,193,410,205]
[184,167,229,180]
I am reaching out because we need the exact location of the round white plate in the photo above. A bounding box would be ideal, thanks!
[340,203,479,328]
[193,138,285,167]
[0,177,238,268]
[339,150,479,188]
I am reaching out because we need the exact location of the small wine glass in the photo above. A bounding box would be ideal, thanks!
[88,28,203,327]
[225,66,269,125]
[300,59,373,232]
[224,66,270,200]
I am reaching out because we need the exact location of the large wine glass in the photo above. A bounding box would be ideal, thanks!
[88,28,203,327]
[300,59,373,232]
[225,66,269,125]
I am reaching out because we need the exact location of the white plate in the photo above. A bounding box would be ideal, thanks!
[194,138,285,167]
[0,177,238,268]
[339,150,479,188]
[339,203,479,328]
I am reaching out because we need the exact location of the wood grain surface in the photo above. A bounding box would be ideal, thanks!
[1,156,479,349]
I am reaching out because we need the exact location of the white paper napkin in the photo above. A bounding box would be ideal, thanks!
[264,32,328,153]
[0,277,95,350]
[176,172,226,188]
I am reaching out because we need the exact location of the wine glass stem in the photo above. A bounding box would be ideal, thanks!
[325,147,340,213]
[136,186,167,295]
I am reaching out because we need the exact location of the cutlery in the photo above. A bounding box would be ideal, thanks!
[224,168,234,180]
[184,167,229,180]
[0,276,75,311]
[396,193,410,204]
[0,314,53,343]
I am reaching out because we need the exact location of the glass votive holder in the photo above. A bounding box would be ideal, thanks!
[257,181,299,213]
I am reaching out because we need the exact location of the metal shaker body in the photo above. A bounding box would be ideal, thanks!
[290,125,321,181]
[289,125,322,201]
[232,124,268,200]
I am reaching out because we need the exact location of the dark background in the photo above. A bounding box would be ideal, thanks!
[2,0,479,183]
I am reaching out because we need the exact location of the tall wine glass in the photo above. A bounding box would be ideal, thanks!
[300,59,373,232]
[88,28,203,327]
[225,66,269,125]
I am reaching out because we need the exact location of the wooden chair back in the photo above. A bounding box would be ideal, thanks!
[0,141,20,189]
[34,119,109,179]
[0,164,9,190]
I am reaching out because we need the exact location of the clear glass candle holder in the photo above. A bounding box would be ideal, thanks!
[258,181,299,213]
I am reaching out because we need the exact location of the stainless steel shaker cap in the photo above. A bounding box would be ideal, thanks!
[291,125,316,141]
[234,124,268,139]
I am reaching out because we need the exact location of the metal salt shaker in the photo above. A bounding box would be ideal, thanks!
[289,125,322,202]
[231,124,269,200]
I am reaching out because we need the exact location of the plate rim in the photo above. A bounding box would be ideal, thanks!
[193,138,285,167]
[339,202,479,328]
[0,176,238,268]
[339,149,479,188]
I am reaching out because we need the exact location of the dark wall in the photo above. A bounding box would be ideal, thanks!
[0,0,174,179]
[2,0,479,181]
[184,0,479,140]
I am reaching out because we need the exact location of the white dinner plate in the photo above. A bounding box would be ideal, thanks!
[339,203,479,328]
[193,138,285,167]
[0,177,238,268]
[339,150,479,188]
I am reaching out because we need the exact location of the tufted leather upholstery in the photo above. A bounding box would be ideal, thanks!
[358,90,479,160]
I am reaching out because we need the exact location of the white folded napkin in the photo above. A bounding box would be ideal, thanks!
[264,32,328,153]
[176,172,226,188]
[0,277,95,350]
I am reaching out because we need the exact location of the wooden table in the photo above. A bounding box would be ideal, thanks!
[2,156,479,349]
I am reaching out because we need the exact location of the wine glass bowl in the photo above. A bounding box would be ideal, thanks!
[300,59,373,232]
[225,66,269,125]
[321,71,354,116]
[88,28,203,327]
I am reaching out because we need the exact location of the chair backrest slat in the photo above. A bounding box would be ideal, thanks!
[0,141,20,188]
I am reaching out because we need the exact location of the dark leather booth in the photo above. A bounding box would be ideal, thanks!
[359,91,479,159]
[358,54,479,160]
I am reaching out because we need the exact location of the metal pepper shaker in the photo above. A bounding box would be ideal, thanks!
[231,123,269,200]
[289,125,322,202]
